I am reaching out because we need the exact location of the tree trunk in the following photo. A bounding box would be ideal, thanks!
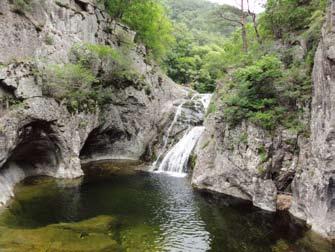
[246,0,261,44]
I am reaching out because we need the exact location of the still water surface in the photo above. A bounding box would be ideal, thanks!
[0,162,333,251]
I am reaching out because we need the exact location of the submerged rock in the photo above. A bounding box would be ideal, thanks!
[0,216,120,252]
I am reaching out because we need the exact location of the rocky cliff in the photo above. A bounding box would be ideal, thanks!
[192,1,335,239]
[0,0,186,205]
[290,1,335,238]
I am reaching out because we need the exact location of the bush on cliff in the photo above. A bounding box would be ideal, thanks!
[222,55,284,130]
[42,63,99,113]
[219,0,327,133]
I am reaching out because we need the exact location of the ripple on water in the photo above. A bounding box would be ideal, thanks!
[0,167,333,252]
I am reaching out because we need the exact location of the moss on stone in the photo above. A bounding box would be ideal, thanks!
[0,216,120,251]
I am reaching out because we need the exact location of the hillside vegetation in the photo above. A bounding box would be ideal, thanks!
[101,0,327,132]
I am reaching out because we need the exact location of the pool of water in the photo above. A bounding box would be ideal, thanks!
[0,161,333,251]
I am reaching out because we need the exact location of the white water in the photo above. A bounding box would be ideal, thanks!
[192,93,212,109]
[151,102,186,170]
[157,126,205,177]
[154,93,212,177]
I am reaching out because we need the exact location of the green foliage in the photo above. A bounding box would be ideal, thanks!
[11,0,31,14]
[271,239,290,252]
[162,24,224,92]
[222,55,285,130]
[257,165,266,177]
[206,101,216,116]
[44,35,54,45]
[72,43,125,65]
[161,0,243,92]
[41,42,151,113]
[217,0,327,132]
[260,0,327,39]
[258,145,268,163]
[105,0,174,60]
[221,49,313,132]
[71,43,146,88]
[189,154,197,171]
[42,63,99,113]
[238,132,248,145]
[163,0,240,36]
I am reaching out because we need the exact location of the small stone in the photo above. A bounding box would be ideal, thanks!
[327,46,335,61]
[277,194,293,211]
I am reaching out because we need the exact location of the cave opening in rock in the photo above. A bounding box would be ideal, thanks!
[80,126,126,160]
[3,120,62,175]
[328,177,335,212]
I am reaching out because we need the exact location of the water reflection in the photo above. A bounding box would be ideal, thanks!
[0,163,333,252]
[152,175,211,251]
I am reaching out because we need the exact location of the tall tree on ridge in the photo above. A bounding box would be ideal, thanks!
[217,0,248,52]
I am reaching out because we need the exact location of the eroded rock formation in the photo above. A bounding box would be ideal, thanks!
[0,0,186,205]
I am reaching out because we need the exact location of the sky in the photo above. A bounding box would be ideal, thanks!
[208,0,266,13]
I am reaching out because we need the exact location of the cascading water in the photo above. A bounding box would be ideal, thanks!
[154,93,212,177]
[151,102,186,170]
[157,126,205,177]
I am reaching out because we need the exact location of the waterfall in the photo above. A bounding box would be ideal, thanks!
[151,102,185,170]
[153,93,212,177]
[157,126,205,177]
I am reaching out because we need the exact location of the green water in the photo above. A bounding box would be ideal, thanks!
[0,162,333,252]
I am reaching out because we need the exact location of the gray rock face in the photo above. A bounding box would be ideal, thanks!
[192,102,298,212]
[0,0,186,205]
[192,3,335,239]
[289,2,335,239]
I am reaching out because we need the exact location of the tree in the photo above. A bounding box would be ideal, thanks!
[104,0,174,60]
[216,0,248,52]
[106,0,133,19]
[246,0,261,44]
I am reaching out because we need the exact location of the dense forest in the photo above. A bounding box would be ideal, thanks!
[100,0,327,133]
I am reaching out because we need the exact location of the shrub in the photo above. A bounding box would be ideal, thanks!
[206,101,216,116]
[222,55,284,129]
[45,35,54,45]
[71,43,145,87]
[42,63,98,113]
[221,51,313,132]
[260,0,327,40]
[11,0,31,14]
[71,43,126,68]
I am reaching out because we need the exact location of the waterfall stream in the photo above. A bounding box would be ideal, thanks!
[153,93,212,177]
[151,102,186,170]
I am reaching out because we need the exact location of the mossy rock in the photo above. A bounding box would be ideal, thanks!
[0,216,120,252]
[117,223,162,251]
